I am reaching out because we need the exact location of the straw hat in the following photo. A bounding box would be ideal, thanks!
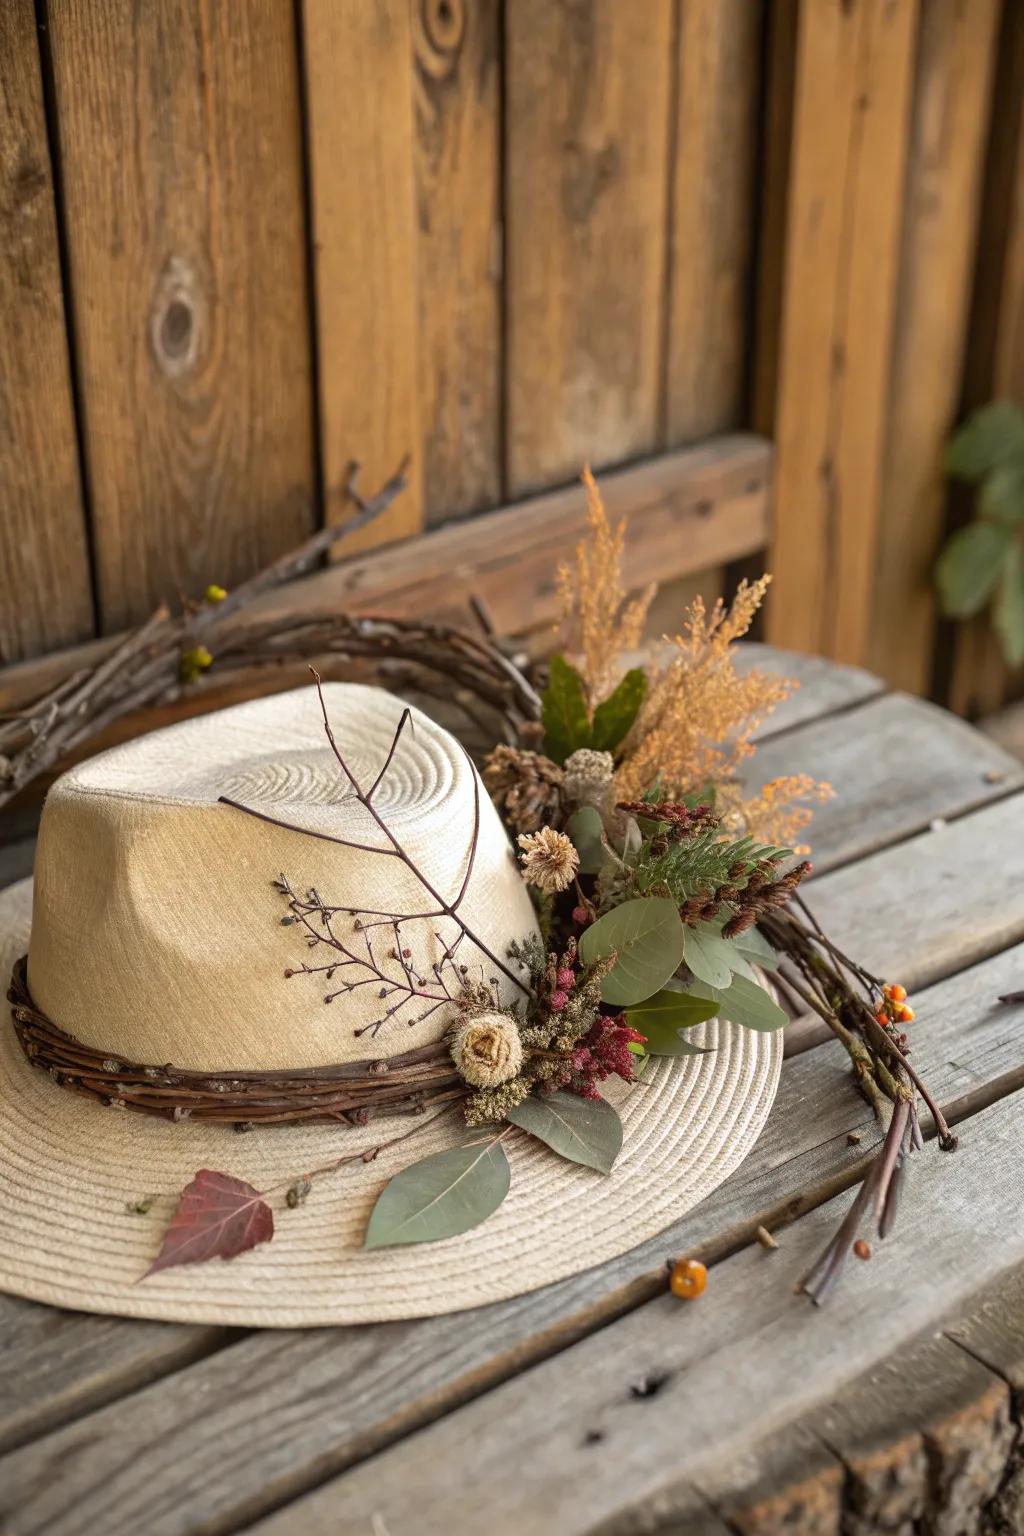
[0,684,781,1325]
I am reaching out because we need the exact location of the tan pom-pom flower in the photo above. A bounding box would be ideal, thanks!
[451,1013,524,1088]
[516,826,580,894]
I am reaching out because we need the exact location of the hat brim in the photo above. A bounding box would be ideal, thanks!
[0,879,781,1326]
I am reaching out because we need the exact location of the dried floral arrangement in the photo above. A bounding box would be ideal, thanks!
[4,465,956,1301]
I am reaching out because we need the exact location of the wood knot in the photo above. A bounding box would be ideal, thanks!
[149,256,203,379]
[421,0,463,56]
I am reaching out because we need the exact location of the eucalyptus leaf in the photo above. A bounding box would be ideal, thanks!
[979,463,1024,525]
[567,805,610,875]
[682,923,735,990]
[364,1138,510,1249]
[591,668,646,753]
[626,987,720,1050]
[579,897,686,1006]
[689,973,788,1033]
[728,924,781,972]
[508,1091,622,1174]
[542,653,591,765]
[936,521,1012,618]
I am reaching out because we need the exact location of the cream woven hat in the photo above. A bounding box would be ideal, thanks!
[0,683,781,1325]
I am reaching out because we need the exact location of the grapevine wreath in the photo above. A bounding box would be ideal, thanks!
[0,462,956,1316]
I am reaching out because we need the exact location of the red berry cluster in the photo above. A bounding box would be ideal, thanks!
[542,938,578,1013]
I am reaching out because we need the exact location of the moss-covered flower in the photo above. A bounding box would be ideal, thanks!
[517,827,579,894]
[451,1012,523,1088]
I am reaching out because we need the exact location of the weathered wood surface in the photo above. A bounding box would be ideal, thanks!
[0,0,93,663]
[46,0,315,630]
[2,655,1023,1536]
[244,1090,1024,1536]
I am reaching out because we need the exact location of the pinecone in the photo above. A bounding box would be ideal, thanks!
[483,745,564,835]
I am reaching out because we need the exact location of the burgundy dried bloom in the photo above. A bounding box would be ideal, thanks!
[565,1016,647,1098]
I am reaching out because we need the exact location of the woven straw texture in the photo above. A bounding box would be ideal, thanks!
[0,685,782,1326]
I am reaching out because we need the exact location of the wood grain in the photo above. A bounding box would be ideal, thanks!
[665,0,760,445]
[0,0,93,663]
[0,433,774,716]
[504,0,673,494]
[868,0,1000,697]
[765,0,918,665]
[241,1090,1024,1536]
[46,0,315,632]
[413,0,502,522]
[691,1423,843,1536]
[303,0,424,551]
[5,936,1023,1536]
[750,690,1023,873]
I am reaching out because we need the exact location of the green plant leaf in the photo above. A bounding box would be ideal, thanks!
[980,463,1024,525]
[728,925,781,972]
[364,1138,510,1249]
[591,668,647,753]
[567,805,610,875]
[542,653,591,765]
[508,1091,622,1173]
[946,402,1024,481]
[689,974,788,1033]
[682,923,735,990]
[994,542,1024,667]
[579,896,686,1006]
[936,521,1012,618]
[626,988,720,1055]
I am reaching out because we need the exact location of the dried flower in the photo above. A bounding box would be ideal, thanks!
[615,580,794,800]
[517,827,580,893]
[556,467,655,701]
[451,1013,524,1088]
[738,774,834,853]
[483,745,564,835]
[464,1073,532,1127]
[566,1016,646,1099]
[563,748,615,807]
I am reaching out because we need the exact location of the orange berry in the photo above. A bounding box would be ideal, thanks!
[898,1004,914,1022]
[853,1239,872,1261]
[889,984,907,1003]
[669,1257,708,1300]
[882,984,894,999]
[875,1011,889,1025]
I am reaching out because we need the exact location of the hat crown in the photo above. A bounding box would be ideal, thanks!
[27,684,539,1071]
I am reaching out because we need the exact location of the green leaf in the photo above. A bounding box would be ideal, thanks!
[579,897,686,1006]
[567,805,610,875]
[542,654,591,765]
[364,1138,510,1249]
[591,668,647,753]
[936,521,1012,618]
[994,542,1024,667]
[683,923,735,990]
[689,974,788,1033]
[627,988,720,1055]
[728,925,781,972]
[508,1091,622,1173]
[946,402,1024,481]
[979,463,1024,525]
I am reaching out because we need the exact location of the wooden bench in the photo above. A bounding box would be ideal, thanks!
[1,647,1023,1536]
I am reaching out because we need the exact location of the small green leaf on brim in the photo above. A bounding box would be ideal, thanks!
[542,653,591,765]
[945,402,1024,481]
[683,923,735,990]
[689,973,788,1032]
[579,896,686,1006]
[591,668,647,753]
[364,1138,511,1249]
[508,1091,623,1174]
[626,988,719,1055]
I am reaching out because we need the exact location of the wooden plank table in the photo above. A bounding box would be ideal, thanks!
[1,646,1023,1536]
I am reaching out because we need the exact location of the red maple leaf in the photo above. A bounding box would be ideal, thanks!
[142,1169,274,1279]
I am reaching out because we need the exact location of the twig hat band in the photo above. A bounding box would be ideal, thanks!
[0,683,781,1325]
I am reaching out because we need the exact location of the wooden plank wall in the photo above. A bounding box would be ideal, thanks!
[0,0,1021,716]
